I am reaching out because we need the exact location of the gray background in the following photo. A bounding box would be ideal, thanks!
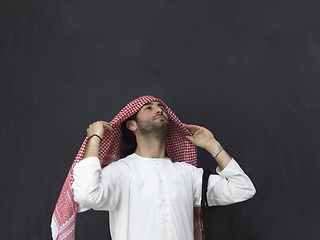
[1,0,320,239]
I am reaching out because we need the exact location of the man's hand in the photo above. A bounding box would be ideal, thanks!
[183,124,218,151]
[184,123,231,169]
[83,121,113,159]
[86,121,113,139]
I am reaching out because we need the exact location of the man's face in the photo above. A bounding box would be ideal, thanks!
[134,101,169,137]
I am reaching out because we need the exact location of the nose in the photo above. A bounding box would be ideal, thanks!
[156,108,162,114]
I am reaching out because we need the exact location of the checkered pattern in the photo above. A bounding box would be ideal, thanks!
[51,95,202,240]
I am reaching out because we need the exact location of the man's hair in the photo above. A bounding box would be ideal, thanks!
[120,113,137,158]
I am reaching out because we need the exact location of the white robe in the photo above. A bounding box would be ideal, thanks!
[72,153,255,240]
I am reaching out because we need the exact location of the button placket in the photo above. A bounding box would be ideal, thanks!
[162,165,172,239]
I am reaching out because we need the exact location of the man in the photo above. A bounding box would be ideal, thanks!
[70,96,255,240]
[51,95,255,240]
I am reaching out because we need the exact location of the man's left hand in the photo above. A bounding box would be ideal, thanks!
[183,124,219,151]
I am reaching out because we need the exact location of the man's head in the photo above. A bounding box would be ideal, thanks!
[120,101,169,157]
[127,101,169,138]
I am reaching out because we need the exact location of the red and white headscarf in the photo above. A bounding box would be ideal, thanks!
[51,95,202,240]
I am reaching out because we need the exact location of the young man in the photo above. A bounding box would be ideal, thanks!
[70,96,255,240]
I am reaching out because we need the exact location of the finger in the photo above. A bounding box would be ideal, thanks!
[100,121,113,131]
[184,135,194,143]
[183,124,200,134]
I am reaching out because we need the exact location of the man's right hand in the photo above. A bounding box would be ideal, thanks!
[86,121,113,139]
[83,121,113,159]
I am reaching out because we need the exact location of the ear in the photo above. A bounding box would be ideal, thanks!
[126,119,137,131]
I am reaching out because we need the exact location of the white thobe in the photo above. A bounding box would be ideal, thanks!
[72,153,255,240]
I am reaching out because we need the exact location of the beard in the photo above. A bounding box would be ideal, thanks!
[135,115,169,139]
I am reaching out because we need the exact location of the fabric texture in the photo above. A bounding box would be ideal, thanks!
[51,95,200,240]
[73,154,202,240]
[72,155,256,240]
[72,154,256,240]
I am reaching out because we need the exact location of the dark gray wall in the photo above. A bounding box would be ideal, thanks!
[1,0,320,239]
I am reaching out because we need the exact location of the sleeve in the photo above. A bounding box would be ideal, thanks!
[206,158,256,206]
[72,157,129,211]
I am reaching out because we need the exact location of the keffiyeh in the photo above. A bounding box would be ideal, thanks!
[51,95,202,240]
